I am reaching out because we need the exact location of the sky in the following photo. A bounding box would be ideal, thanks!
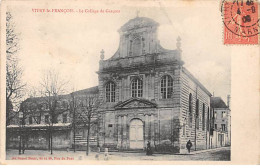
[8,0,231,103]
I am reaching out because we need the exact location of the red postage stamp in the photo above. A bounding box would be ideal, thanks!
[221,0,259,44]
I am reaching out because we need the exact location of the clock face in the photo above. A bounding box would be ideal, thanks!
[222,0,259,37]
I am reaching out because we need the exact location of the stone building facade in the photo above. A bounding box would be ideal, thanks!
[7,16,213,153]
[96,16,212,152]
[209,97,231,147]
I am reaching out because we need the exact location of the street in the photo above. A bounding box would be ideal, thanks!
[6,147,230,161]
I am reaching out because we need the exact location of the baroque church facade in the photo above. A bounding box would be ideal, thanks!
[97,16,212,152]
[7,16,212,153]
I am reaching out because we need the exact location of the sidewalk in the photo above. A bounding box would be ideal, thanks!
[190,146,230,155]
[6,146,230,161]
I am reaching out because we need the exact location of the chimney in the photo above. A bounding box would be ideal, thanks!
[227,95,230,108]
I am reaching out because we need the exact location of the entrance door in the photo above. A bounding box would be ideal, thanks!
[129,119,144,149]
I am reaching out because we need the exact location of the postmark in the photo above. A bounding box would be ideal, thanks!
[221,0,259,44]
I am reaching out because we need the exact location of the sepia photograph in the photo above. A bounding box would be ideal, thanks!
[2,0,258,164]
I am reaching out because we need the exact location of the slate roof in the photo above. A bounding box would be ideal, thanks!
[71,86,99,96]
[210,97,228,108]
[24,86,99,103]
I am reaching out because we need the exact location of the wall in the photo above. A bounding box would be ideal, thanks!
[7,128,71,150]
[179,68,211,153]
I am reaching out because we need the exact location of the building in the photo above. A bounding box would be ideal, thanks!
[209,96,231,148]
[7,16,215,153]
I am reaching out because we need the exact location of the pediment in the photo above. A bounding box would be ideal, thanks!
[114,98,157,109]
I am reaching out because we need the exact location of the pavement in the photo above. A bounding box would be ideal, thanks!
[6,146,230,161]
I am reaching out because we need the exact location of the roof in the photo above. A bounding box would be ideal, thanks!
[119,17,159,32]
[23,86,99,103]
[182,67,212,96]
[71,86,99,96]
[210,97,228,108]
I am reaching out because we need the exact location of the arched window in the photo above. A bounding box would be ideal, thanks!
[161,75,173,99]
[196,99,199,129]
[131,78,143,98]
[207,107,210,131]
[188,94,193,127]
[202,103,205,130]
[105,82,115,102]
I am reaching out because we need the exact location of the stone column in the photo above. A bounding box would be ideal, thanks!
[145,114,149,145]
[114,116,118,144]
[148,115,151,141]
[123,115,127,149]
[117,116,122,149]
[125,115,130,149]
[151,114,155,146]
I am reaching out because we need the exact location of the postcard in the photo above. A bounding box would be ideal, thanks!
[0,0,259,164]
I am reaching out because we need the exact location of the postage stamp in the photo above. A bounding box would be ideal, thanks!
[221,0,259,44]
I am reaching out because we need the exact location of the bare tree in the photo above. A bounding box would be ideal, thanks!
[6,11,26,126]
[68,92,80,152]
[19,98,39,154]
[39,69,69,154]
[77,94,102,155]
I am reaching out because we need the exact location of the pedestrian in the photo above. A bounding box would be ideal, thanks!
[146,141,152,155]
[186,140,192,153]
[104,148,109,160]
[95,147,100,160]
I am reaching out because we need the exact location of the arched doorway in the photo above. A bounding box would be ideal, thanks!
[129,119,144,149]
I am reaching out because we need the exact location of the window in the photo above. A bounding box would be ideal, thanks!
[207,107,210,131]
[129,40,133,56]
[36,116,41,124]
[105,82,115,102]
[131,78,143,98]
[196,99,199,129]
[160,75,173,99]
[214,111,217,119]
[188,93,193,127]
[202,103,205,130]
[19,118,23,125]
[132,37,142,56]
[215,124,217,129]
[221,111,226,118]
[221,124,226,131]
[63,114,67,123]
[45,115,50,124]
[29,116,32,124]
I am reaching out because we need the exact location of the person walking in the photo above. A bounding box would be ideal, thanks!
[186,140,192,153]
[146,141,152,155]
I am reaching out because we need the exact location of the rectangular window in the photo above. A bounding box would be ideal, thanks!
[29,116,32,124]
[19,118,23,125]
[215,124,217,129]
[222,111,226,118]
[36,116,41,124]
[63,114,67,123]
[221,124,226,131]
[45,115,49,124]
